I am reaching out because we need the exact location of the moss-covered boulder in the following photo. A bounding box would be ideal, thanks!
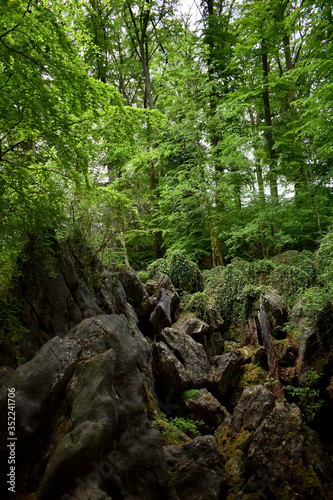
[169,251,203,294]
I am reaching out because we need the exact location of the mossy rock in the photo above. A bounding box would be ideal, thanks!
[228,363,267,407]
[183,292,213,323]
[147,258,169,280]
[314,231,333,295]
[168,251,203,294]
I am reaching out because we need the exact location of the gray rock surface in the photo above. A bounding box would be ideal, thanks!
[164,435,227,500]
[153,328,210,396]
[0,315,168,500]
[150,288,172,336]
[211,350,244,396]
[184,388,230,429]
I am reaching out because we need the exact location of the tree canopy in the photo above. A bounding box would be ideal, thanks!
[0,0,332,285]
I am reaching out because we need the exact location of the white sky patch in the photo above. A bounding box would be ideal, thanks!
[179,0,202,24]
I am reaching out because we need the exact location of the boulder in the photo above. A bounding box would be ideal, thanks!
[164,435,227,500]
[149,288,172,336]
[172,315,210,337]
[245,402,332,498]
[183,388,230,429]
[116,266,149,317]
[0,315,168,500]
[211,350,244,397]
[153,328,210,396]
[231,385,276,433]
[206,331,225,359]
[0,249,103,367]
[97,269,139,324]
[146,274,180,313]
[216,385,333,499]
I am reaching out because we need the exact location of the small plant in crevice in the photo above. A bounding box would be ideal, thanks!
[152,412,205,444]
[283,369,324,423]
[165,416,205,439]
[180,389,200,401]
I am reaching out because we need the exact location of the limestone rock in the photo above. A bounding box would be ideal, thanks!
[173,315,210,337]
[0,315,168,500]
[149,288,172,336]
[164,435,227,500]
[146,274,180,312]
[231,385,276,433]
[153,328,210,396]
[184,388,230,428]
[116,266,149,317]
[211,350,244,396]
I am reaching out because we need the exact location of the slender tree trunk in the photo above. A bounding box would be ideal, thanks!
[261,43,278,202]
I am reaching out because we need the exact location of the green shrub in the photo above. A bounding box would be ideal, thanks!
[168,251,203,293]
[315,230,333,294]
[147,258,169,280]
[283,369,324,423]
[137,270,149,283]
[204,263,245,324]
[180,389,200,401]
[184,292,213,323]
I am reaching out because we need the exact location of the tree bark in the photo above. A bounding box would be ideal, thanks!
[261,42,278,203]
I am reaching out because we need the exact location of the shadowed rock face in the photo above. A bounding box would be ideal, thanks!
[153,327,210,396]
[0,315,168,500]
[164,435,227,500]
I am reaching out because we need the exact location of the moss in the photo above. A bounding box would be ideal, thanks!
[183,292,213,323]
[147,258,169,280]
[142,377,159,420]
[181,389,200,401]
[315,230,333,295]
[216,427,255,498]
[168,251,203,293]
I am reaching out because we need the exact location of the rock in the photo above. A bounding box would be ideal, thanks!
[153,328,210,396]
[146,274,180,312]
[116,266,149,316]
[231,385,276,433]
[164,435,227,500]
[206,331,225,359]
[205,302,224,333]
[0,315,168,500]
[149,288,172,336]
[217,385,333,499]
[0,248,103,367]
[184,388,230,428]
[245,402,332,498]
[97,269,139,323]
[173,315,210,337]
[172,315,224,359]
[263,290,287,339]
[211,350,244,396]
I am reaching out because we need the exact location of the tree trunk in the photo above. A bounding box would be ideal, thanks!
[261,43,278,202]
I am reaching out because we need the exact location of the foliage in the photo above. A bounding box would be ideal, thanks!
[183,292,213,323]
[147,259,169,280]
[152,412,204,445]
[180,389,200,401]
[204,264,245,324]
[314,229,333,295]
[137,270,149,283]
[0,292,28,365]
[161,413,204,442]
[168,251,203,294]
[283,369,324,423]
